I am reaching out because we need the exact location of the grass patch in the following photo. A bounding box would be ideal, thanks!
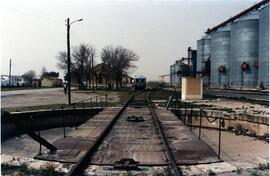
[1,163,65,176]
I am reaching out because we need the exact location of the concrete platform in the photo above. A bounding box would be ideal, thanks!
[35,107,220,165]
[155,108,221,165]
[35,107,121,163]
[90,107,167,165]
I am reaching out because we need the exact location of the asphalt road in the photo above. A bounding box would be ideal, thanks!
[1,88,92,108]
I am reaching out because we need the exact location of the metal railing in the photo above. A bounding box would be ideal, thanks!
[4,94,108,155]
[70,94,108,110]
[168,94,224,159]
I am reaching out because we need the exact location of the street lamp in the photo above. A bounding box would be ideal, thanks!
[66,18,83,105]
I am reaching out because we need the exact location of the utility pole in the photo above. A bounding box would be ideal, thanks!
[91,53,95,92]
[65,17,83,105]
[67,18,71,105]
[9,59,11,87]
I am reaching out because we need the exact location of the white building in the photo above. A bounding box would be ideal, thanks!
[1,75,30,87]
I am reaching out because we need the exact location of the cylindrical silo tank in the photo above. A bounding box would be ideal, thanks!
[210,31,231,88]
[258,5,269,89]
[230,19,259,89]
[196,36,211,72]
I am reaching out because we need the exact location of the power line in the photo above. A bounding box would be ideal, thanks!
[15,3,64,22]
[2,5,64,25]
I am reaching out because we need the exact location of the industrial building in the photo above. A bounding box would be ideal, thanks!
[170,47,197,87]
[196,0,269,89]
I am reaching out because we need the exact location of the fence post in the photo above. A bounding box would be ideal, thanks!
[96,96,98,108]
[82,101,85,110]
[61,106,66,138]
[218,117,222,159]
[190,107,193,131]
[35,118,42,155]
[199,109,202,140]
[100,96,102,108]
[105,94,108,108]
[91,98,93,109]
[31,115,42,155]
[184,104,187,125]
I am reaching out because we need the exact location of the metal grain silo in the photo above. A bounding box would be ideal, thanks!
[210,31,231,88]
[230,19,259,89]
[258,5,269,89]
[196,36,211,72]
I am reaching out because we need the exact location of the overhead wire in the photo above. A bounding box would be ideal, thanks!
[14,2,64,22]
[2,5,65,26]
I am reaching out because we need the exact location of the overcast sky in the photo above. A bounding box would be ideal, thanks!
[1,0,258,81]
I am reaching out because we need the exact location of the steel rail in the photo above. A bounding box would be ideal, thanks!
[147,94,182,176]
[66,90,136,176]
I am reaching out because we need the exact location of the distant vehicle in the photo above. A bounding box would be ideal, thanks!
[133,76,146,90]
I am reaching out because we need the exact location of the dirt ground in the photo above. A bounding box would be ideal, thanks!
[182,128,269,175]
[193,98,269,116]
[1,88,125,110]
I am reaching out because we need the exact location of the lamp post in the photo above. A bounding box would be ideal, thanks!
[66,18,83,105]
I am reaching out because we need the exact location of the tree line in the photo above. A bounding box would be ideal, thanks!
[56,43,139,89]
[21,67,60,84]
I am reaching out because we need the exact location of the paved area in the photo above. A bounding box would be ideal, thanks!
[1,88,110,108]
[91,107,167,165]
[1,108,269,175]
[2,127,73,158]
[192,128,269,165]
[36,107,120,162]
[179,128,269,176]
[156,108,220,164]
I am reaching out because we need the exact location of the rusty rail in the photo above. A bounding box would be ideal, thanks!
[66,90,136,176]
[147,94,182,176]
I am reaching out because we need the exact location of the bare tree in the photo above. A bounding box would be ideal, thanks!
[40,66,47,79]
[56,43,96,89]
[72,43,96,89]
[21,70,37,83]
[101,45,138,89]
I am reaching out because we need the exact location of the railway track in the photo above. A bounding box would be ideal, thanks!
[204,89,269,106]
[67,90,182,175]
